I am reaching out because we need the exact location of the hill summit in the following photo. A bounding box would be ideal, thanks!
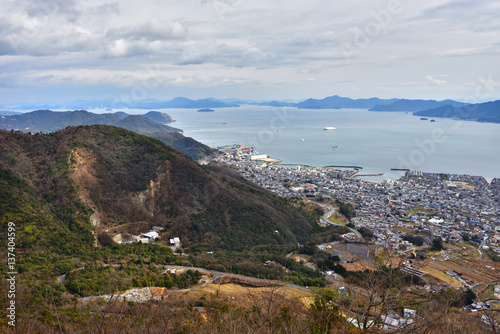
[0,125,318,250]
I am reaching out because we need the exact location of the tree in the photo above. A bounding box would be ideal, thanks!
[98,232,114,247]
[359,227,374,239]
[336,249,424,332]
[309,289,342,333]
[431,237,444,251]
[404,234,425,246]
[337,200,355,221]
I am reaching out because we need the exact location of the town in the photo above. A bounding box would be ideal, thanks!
[211,145,500,256]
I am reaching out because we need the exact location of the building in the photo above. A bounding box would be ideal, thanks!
[140,231,159,243]
[170,237,181,248]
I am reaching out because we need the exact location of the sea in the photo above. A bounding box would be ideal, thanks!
[125,106,500,181]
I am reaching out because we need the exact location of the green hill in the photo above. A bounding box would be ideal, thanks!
[0,125,328,315]
[0,126,318,251]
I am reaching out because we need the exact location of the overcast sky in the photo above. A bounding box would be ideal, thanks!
[0,0,499,104]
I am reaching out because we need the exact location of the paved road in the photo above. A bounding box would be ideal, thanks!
[319,203,363,241]
[470,280,500,289]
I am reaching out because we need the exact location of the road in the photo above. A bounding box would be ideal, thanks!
[319,203,363,241]
[164,265,316,293]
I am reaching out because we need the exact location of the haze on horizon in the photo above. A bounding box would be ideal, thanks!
[0,0,499,105]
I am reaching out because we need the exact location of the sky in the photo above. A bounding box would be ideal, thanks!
[0,0,499,104]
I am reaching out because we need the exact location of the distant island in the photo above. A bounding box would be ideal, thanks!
[414,100,500,124]
[197,108,215,112]
[295,95,397,109]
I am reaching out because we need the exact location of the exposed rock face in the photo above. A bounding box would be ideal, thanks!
[69,148,101,228]
[0,125,318,250]
[82,287,168,303]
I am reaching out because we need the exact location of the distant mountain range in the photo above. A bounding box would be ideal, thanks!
[3,95,500,124]
[5,98,239,110]
[0,110,22,116]
[295,95,398,109]
[0,110,213,159]
[369,99,467,112]
[4,95,470,111]
[414,100,500,123]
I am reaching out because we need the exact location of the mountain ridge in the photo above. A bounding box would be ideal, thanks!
[295,95,398,109]
[413,100,500,123]
[0,109,213,159]
[4,95,472,111]
[369,99,467,112]
[0,125,319,250]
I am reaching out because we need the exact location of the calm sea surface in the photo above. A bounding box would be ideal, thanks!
[131,106,500,181]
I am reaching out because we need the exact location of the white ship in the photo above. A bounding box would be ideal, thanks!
[323,127,336,130]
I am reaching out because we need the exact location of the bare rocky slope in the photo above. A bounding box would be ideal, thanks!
[0,125,318,251]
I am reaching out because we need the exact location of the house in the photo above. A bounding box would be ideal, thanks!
[170,237,181,248]
[494,285,500,299]
[140,231,159,243]
[152,226,164,232]
[119,235,141,244]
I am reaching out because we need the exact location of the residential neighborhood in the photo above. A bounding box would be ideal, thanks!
[214,147,500,255]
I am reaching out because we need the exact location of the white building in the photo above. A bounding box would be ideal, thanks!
[170,237,181,248]
[140,231,159,243]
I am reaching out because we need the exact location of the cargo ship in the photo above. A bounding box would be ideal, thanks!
[323,127,336,130]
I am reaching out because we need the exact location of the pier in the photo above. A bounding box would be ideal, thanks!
[278,163,311,167]
[323,165,363,170]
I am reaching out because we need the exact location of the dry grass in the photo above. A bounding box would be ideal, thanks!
[423,268,463,288]
[341,261,377,272]
[422,258,500,286]
[187,283,314,306]
[392,226,413,233]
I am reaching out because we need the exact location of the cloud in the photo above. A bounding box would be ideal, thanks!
[0,0,500,102]
[87,3,120,16]
[424,75,448,86]
[103,17,187,58]
[178,42,217,65]
[34,74,55,82]
[22,0,81,19]
[106,18,186,42]
[107,39,129,58]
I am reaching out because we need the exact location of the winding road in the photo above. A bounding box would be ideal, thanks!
[319,203,363,241]
[164,265,316,293]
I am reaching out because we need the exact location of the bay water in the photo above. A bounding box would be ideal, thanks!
[141,106,500,181]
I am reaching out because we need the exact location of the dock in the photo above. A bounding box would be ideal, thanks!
[259,158,282,164]
[323,165,363,170]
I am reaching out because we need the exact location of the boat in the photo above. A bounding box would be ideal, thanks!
[323,127,336,130]
[301,139,305,142]
[332,144,338,148]
[420,117,428,121]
